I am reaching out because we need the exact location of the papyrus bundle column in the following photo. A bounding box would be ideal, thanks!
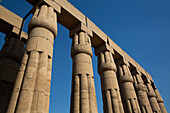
[132,70,152,113]
[116,58,141,113]
[154,88,167,113]
[70,24,98,113]
[0,33,24,113]
[95,44,124,113]
[7,5,58,113]
[146,80,161,113]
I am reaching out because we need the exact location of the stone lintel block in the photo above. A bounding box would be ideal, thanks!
[135,62,147,76]
[0,5,22,29]
[12,27,28,40]
[0,5,22,34]
[145,71,154,82]
[116,57,130,67]
[107,37,124,56]
[86,17,107,43]
[94,43,114,55]
[69,23,92,38]
[54,0,86,24]
[44,0,61,13]
[123,51,136,67]
[26,0,61,14]
[131,68,141,75]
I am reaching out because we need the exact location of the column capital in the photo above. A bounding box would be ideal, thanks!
[71,31,93,58]
[28,5,58,37]
[94,43,114,55]
[69,22,93,38]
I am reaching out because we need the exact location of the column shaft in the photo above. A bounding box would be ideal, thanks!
[70,31,98,113]
[117,61,141,113]
[146,82,161,113]
[154,89,167,113]
[97,51,124,113]
[7,5,57,113]
[0,33,24,113]
[132,71,152,113]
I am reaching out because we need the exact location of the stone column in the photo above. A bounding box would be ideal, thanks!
[7,5,59,113]
[154,89,167,113]
[95,44,124,113]
[145,80,161,113]
[0,32,25,113]
[116,58,141,113]
[70,23,98,113]
[131,70,152,113]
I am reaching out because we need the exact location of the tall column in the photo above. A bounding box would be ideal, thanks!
[154,89,167,113]
[145,79,161,113]
[7,5,59,113]
[70,23,98,113]
[116,58,141,113]
[132,70,152,113]
[95,44,124,113]
[0,32,25,113]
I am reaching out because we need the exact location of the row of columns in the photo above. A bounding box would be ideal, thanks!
[94,44,167,113]
[0,4,167,113]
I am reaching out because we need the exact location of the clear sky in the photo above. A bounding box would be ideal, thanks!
[0,0,170,113]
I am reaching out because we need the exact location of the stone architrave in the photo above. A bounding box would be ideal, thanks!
[7,5,58,113]
[154,89,167,113]
[70,24,98,113]
[0,32,25,113]
[146,81,161,113]
[116,58,141,113]
[132,70,152,113]
[96,45,124,113]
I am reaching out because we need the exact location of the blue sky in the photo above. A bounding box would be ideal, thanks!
[0,0,170,113]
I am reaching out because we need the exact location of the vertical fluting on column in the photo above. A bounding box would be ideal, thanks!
[154,88,167,113]
[7,5,58,113]
[0,32,25,113]
[131,70,152,113]
[142,75,161,113]
[116,58,141,113]
[95,44,124,113]
[70,24,98,113]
